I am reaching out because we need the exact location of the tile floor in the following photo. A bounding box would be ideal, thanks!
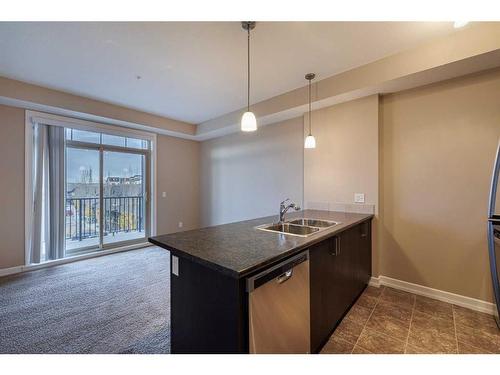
[320,286,500,354]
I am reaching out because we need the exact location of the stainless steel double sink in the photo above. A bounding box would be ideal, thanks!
[256,218,340,237]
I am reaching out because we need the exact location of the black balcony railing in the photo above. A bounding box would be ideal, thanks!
[65,196,144,241]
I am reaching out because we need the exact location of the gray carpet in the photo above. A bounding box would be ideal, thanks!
[0,246,170,354]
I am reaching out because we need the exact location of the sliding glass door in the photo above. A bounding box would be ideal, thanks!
[65,147,101,254]
[103,150,147,246]
[64,129,150,255]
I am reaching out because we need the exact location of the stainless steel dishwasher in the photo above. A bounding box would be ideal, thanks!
[247,251,310,354]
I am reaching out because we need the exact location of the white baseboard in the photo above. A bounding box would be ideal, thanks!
[0,265,24,277]
[368,276,381,288]
[369,275,497,316]
[0,242,151,278]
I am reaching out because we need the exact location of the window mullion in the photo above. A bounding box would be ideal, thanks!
[99,146,104,249]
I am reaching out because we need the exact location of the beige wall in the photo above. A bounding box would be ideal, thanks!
[379,68,500,302]
[157,135,200,233]
[0,104,200,270]
[304,95,380,274]
[304,95,379,209]
[0,105,25,269]
[200,117,303,226]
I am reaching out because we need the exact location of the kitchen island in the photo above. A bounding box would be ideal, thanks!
[149,209,373,354]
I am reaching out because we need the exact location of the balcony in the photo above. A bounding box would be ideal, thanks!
[65,196,145,252]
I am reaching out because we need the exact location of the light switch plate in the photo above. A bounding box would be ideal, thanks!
[354,193,365,203]
[162,192,167,198]
[178,221,183,228]
[172,256,179,276]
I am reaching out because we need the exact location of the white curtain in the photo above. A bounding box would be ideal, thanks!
[29,123,65,264]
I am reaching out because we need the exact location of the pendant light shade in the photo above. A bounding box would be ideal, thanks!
[304,134,316,149]
[304,73,316,149]
[241,111,257,132]
[454,21,469,28]
[241,21,257,132]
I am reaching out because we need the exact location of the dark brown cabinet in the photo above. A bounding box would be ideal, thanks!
[310,219,372,353]
[309,239,331,352]
[359,220,372,287]
[310,236,345,351]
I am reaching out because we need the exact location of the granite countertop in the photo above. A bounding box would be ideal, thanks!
[149,209,373,279]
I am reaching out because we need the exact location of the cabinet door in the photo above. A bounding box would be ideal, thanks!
[309,238,334,352]
[359,220,372,285]
[333,230,357,317]
[344,222,372,300]
[310,237,344,352]
[348,225,365,299]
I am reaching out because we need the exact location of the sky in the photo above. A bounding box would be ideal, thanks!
[66,148,144,183]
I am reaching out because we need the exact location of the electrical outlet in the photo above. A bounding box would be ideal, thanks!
[178,221,183,228]
[172,256,179,276]
[354,193,365,203]
[162,192,167,198]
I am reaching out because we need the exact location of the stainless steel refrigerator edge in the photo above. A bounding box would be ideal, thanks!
[487,139,500,328]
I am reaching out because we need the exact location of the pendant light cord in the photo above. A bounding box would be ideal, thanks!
[247,27,250,112]
[308,79,312,135]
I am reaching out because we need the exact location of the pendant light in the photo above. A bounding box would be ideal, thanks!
[304,73,316,149]
[241,21,257,132]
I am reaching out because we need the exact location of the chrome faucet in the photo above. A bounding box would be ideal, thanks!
[279,198,301,223]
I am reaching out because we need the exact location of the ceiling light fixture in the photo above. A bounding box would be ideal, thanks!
[241,21,257,132]
[304,73,316,149]
[454,21,469,28]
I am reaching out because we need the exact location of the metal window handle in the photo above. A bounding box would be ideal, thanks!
[277,270,293,284]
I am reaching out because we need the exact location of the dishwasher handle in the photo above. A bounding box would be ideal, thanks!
[277,270,293,284]
[247,251,309,292]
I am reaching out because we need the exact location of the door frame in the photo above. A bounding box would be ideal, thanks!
[25,110,157,265]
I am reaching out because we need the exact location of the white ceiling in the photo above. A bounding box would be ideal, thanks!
[0,22,459,124]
